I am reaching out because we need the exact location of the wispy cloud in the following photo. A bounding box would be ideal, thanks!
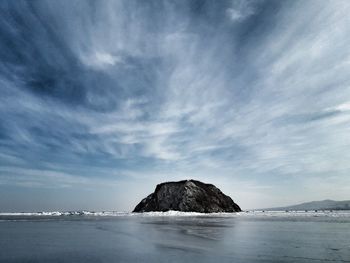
[0,0,350,210]
[227,0,257,22]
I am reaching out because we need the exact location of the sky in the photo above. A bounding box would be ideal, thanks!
[0,0,350,212]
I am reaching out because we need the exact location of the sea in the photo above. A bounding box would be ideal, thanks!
[0,211,349,263]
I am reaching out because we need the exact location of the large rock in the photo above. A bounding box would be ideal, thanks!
[133,180,241,213]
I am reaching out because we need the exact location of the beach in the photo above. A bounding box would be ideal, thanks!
[0,211,349,262]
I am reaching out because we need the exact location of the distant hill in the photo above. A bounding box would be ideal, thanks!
[260,200,350,211]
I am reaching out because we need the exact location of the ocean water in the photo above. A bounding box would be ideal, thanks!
[0,211,349,263]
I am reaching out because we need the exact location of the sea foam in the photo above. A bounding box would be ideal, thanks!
[1,210,350,218]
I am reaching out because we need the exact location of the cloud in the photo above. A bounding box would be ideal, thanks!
[1,0,350,210]
[226,0,257,22]
[81,51,123,70]
[333,102,350,112]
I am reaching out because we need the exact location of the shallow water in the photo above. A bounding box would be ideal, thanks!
[0,211,349,262]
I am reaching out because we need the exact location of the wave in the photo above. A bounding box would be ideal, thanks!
[1,210,350,218]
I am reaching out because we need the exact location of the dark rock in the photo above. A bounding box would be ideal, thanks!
[133,180,241,213]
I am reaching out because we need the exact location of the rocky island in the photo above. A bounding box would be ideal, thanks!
[133,179,241,213]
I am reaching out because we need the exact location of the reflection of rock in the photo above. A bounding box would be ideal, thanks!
[133,180,241,213]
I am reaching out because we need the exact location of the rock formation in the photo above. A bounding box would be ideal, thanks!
[133,179,241,213]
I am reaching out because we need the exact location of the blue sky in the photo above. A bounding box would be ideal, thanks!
[1,0,350,211]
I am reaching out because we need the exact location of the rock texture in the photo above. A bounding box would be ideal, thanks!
[133,180,241,213]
